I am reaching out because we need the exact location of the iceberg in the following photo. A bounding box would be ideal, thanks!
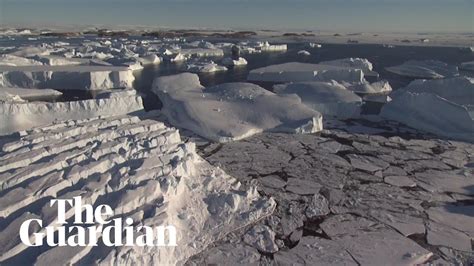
[460,61,474,72]
[247,62,365,83]
[347,80,393,94]
[179,48,224,58]
[380,92,474,142]
[385,60,459,79]
[394,77,473,106]
[221,57,248,67]
[0,65,135,90]
[0,113,275,265]
[137,54,162,65]
[308,43,322,48]
[185,60,227,73]
[273,81,362,118]
[320,58,378,77]
[152,73,323,142]
[0,90,144,135]
[0,54,43,66]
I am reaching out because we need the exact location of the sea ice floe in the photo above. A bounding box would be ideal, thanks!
[381,77,474,141]
[247,62,365,83]
[0,113,275,265]
[185,60,227,73]
[386,60,459,79]
[152,73,323,142]
[320,214,433,265]
[394,77,473,106]
[273,81,362,118]
[221,57,248,67]
[381,92,474,142]
[320,57,378,77]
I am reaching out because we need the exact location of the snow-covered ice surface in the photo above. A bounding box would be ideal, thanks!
[320,57,379,77]
[381,92,474,142]
[247,62,365,83]
[273,81,362,118]
[188,120,474,265]
[0,90,144,135]
[0,113,275,265]
[385,60,459,79]
[0,87,62,101]
[152,73,323,142]
[0,65,135,90]
[394,77,474,106]
[381,77,474,142]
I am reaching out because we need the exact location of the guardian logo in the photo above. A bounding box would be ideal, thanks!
[19,196,177,247]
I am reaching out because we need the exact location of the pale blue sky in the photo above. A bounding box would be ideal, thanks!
[0,0,472,32]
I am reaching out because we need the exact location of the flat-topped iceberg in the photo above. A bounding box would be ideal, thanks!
[394,77,473,106]
[0,90,144,135]
[248,62,365,83]
[320,58,378,77]
[386,60,459,79]
[152,73,323,142]
[274,81,362,118]
[381,92,473,142]
[0,65,135,90]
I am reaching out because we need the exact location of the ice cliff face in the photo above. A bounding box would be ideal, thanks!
[0,65,135,90]
[0,90,144,135]
[0,113,275,265]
